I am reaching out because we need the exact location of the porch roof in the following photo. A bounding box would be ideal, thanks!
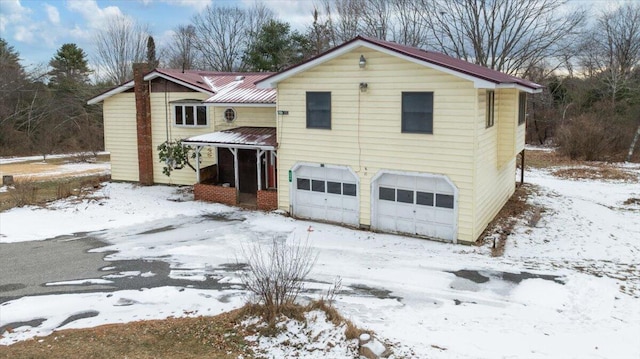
[182,126,277,150]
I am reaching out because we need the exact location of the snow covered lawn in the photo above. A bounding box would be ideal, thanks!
[1,160,639,358]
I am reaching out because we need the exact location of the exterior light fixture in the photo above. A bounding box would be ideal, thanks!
[359,54,366,68]
[359,82,368,92]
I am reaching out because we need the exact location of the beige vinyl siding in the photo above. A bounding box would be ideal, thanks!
[276,47,478,242]
[103,93,139,182]
[496,89,519,166]
[213,106,276,130]
[516,92,526,153]
[150,92,215,185]
[473,88,520,240]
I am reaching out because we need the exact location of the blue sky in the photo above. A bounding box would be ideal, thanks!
[0,0,630,72]
[0,0,315,70]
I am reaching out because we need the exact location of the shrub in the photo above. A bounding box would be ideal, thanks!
[9,178,39,207]
[239,236,318,321]
[556,114,630,161]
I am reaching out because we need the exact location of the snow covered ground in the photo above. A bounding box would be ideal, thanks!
[0,152,110,180]
[1,159,639,358]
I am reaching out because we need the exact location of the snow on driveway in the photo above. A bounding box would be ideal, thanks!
[1,164,639,358]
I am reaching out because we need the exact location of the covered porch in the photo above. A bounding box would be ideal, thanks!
[182,127,278,210]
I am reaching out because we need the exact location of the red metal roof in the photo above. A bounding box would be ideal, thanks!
[154,69,276,104]
[88,69,276,105]
[182,127,276,148]
[256,35,543,92]
[357,36,543,90]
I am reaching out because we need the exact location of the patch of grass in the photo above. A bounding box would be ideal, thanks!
[552,167,638,182]
[307,299,366,341]
[0,174,110,212]
[0,310,252,359]
[524,149,576,169]
[624,198,640,206]
[479,184,535,256]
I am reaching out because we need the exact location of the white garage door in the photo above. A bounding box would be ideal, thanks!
[372,172,457,241]
[292,164,359,226]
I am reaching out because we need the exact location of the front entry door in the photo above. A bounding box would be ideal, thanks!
[238,149,257,194]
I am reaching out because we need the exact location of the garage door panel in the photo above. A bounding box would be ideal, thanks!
[396,218,415,234]
[292,165,359,227]
[396,175,415,189]
[415,206,435,222]
[373,172,456,242]
[415,222,437,238]
[377,174,397,187]
[434,209,455,225]
[416,177,437,191]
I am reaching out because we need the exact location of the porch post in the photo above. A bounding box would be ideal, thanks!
[229,148,239,197]
[256,149,265,191]
[195,146,201,184]
[520,149,525,186]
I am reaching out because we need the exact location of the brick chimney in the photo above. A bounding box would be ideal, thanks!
[133,63,154,185]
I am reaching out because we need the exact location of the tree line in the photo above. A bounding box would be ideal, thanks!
[1,0,639,160]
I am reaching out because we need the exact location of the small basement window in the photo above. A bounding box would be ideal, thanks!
[174,104,207,126]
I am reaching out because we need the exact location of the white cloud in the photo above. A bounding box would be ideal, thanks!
[14,24,35,43]
[0,0,32,33]
[44,3,60,25]
[159,0,212,11]
[66,0,124,30]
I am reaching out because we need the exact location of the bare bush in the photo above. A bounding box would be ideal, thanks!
[240,236,318,320]
[556,114,629,160]
[56,182,73,200]
[9,178,39,207]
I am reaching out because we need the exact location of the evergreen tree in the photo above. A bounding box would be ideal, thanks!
[243,20,310,72]
[48,43,91,90]
[147,35,159,68]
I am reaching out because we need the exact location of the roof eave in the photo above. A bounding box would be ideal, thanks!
[86,80,134,105]
[181,141,275,151]
[494,83,544,93]
[144,71,215,95]
[202,102,277,107]
[256,37,544,92]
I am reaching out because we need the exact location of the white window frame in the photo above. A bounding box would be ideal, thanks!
[173,104,208,127]
[486,90,495,128]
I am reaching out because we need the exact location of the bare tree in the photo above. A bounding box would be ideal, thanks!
[390,0,430,47]
[579,4,640,104]
[415,0,585,76]
[163,25,199,70]
[321,0,363,45]
[93,14,149,84]
[306,7,333,56]
[192,5,250,71]
[360,0,392,39]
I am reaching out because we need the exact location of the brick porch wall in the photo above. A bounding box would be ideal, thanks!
[257,190,278,211]
[194,184,236,206]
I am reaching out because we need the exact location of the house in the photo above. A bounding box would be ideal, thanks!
[87,67,279,210]
[255,36,542,244]
[89,35,542,244]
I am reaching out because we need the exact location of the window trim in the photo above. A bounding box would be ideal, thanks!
[486,90,495,128]
[223,107,236,122]
[173,104,208,127]
[518,92,527,125]
[306,91,331,129]
[401,91,434,134]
